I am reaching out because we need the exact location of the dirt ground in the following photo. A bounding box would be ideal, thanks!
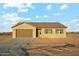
[0,33,79,56]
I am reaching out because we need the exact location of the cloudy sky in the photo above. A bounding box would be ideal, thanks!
[0,3,79,32]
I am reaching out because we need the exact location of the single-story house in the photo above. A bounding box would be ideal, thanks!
[12,22,67,38]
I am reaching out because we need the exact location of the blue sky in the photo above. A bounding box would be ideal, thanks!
[0,3,79,32]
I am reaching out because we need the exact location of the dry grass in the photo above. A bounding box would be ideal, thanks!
[0,32,12,40]
[28,33,79,48]
[27,32,79,56]
[0,35,11,41]
[0,32,79,56]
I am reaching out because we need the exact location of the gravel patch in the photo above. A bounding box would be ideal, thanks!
[0,39,32,56]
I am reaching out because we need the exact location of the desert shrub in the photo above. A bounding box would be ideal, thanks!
[0,32,12,35]
[63,44,75,48]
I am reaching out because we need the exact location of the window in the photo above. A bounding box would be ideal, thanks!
[45,28,52,34]
[56,29,63,34]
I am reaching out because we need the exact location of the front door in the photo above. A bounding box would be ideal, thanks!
[36,29,41,37]
[38,30,41,37]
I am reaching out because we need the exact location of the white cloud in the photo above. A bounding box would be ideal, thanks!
[24,18,31,20]
[2,13,18,21]
[70,18,79,31]
[46,4,52,10]
[3,3,34,13]
[18,8,28,12]
[72,19,79,22]
[26,3,34,9]
[71,18,79,27]
[76,23,79,26]
[43,15,49,18]
[2,13,31,25]
[3,3,33,8]
[27,3,32,7]
[61,18,79,32]
[60,4,68,10]
[35,16,40,19]
[3,3,21,8]
[53,13,63,16]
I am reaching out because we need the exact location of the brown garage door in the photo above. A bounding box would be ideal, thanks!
[16,29,33,38]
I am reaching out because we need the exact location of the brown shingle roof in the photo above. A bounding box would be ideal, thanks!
[12,22,67,28]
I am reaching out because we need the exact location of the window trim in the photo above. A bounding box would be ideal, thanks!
[45,28,52,34]
[56,28,63,34]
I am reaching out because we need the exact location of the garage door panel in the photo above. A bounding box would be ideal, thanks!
[16,29,32,38]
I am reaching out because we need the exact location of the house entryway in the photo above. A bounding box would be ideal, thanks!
[36,28,41,37]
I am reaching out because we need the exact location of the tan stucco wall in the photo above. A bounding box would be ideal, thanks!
[12,23,66,38]
[12,23,36,38]
[40,28,66,38]
[12,29,16,38]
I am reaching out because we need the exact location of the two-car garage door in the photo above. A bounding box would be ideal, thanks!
[16,29,33,38]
